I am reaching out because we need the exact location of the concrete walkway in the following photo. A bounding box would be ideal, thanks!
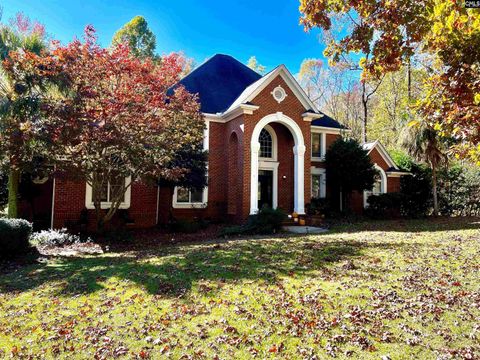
[283,226,328,234]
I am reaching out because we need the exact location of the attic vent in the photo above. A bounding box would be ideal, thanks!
[271,86,287,103]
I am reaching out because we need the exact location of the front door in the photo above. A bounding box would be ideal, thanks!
[258,170,273,209]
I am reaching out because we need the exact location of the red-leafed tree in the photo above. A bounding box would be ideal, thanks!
[45,26,206,230]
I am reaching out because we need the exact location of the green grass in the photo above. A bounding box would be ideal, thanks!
[1,218,479,359]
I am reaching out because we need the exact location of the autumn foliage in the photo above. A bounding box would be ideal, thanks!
[300,0,480,162]
[3,26,206,228]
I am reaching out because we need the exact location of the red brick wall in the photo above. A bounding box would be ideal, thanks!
[53,178,157,230]
[242,76,312,219]
[226,116,245,223]
[369,148,390,170]
[156,116,245,224]
[387,176,401,193]
[52,177,85,229]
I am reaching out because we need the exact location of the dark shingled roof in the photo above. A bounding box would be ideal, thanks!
[311,112,346,129]
[172,54,347,130]
[173,54,262,114]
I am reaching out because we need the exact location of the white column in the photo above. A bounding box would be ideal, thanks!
[250,141,260,215]
[293,144,306,214]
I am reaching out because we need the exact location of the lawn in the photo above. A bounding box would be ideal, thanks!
[1,219,479,359]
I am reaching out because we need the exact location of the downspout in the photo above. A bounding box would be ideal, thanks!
[50,177,56,229]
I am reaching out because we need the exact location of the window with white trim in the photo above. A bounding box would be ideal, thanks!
[364,165,387,208]
[85,175,131,209]
[311,132,325,159]
[173,186,208,208]
[259,128,273,158]
[311,168,326,199]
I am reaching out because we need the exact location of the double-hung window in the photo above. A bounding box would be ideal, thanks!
[311,168,326,199]
[86,174,131,209]
[173,186,207,208]
[311,132,326,160]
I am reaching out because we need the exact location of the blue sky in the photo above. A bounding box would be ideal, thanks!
[1,0,328,73]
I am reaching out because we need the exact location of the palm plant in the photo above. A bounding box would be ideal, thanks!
[401,120,447,216]
[0,16,47,218]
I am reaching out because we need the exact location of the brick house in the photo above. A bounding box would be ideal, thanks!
[24,54,405,229]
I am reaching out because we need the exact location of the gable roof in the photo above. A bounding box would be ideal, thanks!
[172,54,262,114]
[225,64,319,114]
[172,54,346,130]
[362,140,399,170]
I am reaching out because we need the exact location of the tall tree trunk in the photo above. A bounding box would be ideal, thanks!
[432,163,439,217]
[7,168,20,218]
[361,81,368,143]
[407,57,412,101]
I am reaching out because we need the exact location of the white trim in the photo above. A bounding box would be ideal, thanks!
[259,160,279,209]
[271,85,287,103]
[203,113,226,123]
[250,112,305,215]
[302,112,323,122]
[85,176,132,210]
[226,65,319,114]
[206,103,261,123]
[204,118,210,151]
[172,186,208,209]
[50,177,56,229]
[311,131,327,161]
[364,164,387,208]
[258,124,278,161]
[311,167,326,199]
[311,125,350,134]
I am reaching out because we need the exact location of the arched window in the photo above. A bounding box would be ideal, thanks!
[364,165,387,208]
[259,128,273,158]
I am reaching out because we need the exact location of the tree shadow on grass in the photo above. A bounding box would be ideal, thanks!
[327,216,480,234]
[0,236,421,297]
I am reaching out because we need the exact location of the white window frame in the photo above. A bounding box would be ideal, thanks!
[85,176,132,210]
[172,186,208,209]
[364,164,387,208]
[311,130,326,161]
[258,124,278,161]
[311,167,326,199]
[172,118,209,209]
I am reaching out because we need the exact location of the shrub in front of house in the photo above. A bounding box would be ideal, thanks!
[365,193,403,219]
[30,228,91,247]
[0,218,33,258]
[306,198,336,218]
[438,164,480,217]
[170,218,210,234]
[399,163,432,218]
[221,207,287,236]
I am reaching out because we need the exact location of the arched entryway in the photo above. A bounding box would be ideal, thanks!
[250,112,305,215]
